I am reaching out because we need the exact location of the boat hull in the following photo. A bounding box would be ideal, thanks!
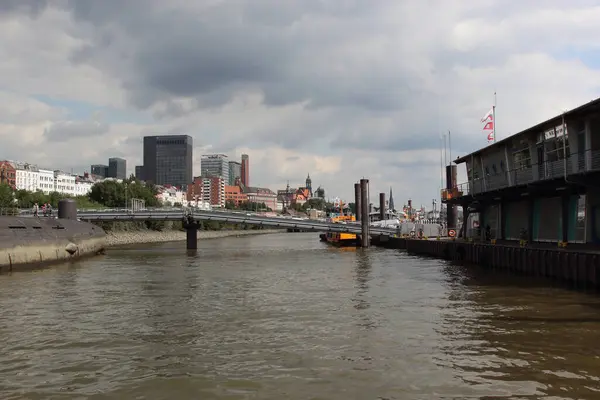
[321,232,358,247]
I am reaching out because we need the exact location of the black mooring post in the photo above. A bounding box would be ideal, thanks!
[186,225,198,250]
[184,215,199,250]
[354,183,361,221]
[360,179,370,248]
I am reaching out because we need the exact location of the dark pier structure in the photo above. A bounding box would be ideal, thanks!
[372,97,600,289]
[360,178,370,247]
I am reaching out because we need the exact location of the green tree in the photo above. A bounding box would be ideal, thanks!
[88,179,159,208]
[225,199,236,209]
[348,202,356,214]
[0,183,15,209]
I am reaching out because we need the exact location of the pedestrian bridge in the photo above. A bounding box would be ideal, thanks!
[76,208,400,236]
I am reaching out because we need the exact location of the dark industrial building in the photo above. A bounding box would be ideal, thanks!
[91,164,108,178]
[135,165,144,180]
[108,157,127,180]
[143,135,193,188]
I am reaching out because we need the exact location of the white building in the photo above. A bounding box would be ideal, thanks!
[14,163,39,192]
[74,179,94,196]
[37,169,55,194]
[156,186,187,206]
[53,171,76,195]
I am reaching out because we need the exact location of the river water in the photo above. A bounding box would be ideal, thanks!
[1,233,600,399]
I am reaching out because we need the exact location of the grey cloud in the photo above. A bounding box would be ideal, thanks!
[60,0,420,115]
[43,120,110,142]
[0,0,49,17]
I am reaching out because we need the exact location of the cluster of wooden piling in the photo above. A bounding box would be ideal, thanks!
[354,179,391,248]
[370,235,600,289]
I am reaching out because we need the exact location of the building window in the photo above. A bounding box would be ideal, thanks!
[512,140,531,169]
[545,136,570,162]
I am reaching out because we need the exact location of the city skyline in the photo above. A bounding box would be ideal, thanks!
[2,2,600,206]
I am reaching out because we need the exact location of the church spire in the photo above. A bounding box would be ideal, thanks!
[305,173,312,196]
[389,186,395,211]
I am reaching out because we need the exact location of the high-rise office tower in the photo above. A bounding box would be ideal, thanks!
[108,157,127,180]
[143,135,193,187]
[135,165,144,180]
[228,161,241,185]
[200,154,229,182]
[241,154,249,187]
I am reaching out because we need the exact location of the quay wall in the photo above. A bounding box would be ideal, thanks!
[371,235,600,290]
[0,216,107,272]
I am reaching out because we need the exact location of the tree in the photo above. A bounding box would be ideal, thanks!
[88,180,159,208]
[0,183,14,209]
[348,202,356,214]
[302,198,325,211]
[225,199,236,209]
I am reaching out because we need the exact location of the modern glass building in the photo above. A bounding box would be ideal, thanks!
[108,157,127,180]
[200,154,229,183]
[143,135,193,188]
[228,161,241,185]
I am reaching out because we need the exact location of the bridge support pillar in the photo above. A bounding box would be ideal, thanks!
[183,216,201,250]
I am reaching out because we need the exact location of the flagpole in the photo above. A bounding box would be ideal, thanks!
[493,91,497,143]
[444,134,448,166]
[448,130,452,163]
[439,134,444,192]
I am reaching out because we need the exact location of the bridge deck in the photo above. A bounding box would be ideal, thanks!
[75,209,400,235]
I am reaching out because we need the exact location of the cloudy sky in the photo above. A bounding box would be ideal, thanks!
[2,0,600,207]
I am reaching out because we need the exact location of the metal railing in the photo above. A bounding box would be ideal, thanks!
[442,148,600,200]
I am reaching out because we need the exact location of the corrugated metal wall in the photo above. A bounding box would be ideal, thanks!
[483,205,499,239]
[536,197,562,242]
[505,200,528,240]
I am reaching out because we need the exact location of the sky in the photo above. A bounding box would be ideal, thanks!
[2,0,600,207]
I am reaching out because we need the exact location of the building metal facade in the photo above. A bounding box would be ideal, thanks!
[143,135,193,188]
[201,154,229,183]
[91,164,108,178]
[135,165,144,180]
[108,157,127,180]
[228,161,241,185]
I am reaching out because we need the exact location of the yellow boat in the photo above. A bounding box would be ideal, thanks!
[322,231,358,247]
[320,201,358,246]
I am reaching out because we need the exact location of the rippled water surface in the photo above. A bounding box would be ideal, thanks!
[1,233,600,399]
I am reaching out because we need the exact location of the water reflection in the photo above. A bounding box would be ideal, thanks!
[2,234,600,399]
[353,250,371,310]
[438,262,600,398]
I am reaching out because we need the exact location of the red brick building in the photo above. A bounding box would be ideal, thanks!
[187,176,225,207]
[0,161,16,189]
[241,154,249,187]
[225,185,248,206]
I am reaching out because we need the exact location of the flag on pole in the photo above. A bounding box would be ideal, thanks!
[481,107,495,143]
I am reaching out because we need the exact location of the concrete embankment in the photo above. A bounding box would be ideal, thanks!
[105,229,284,247]
[0,216,107,272]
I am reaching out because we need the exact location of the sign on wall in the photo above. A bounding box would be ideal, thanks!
[544,124,567,141]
